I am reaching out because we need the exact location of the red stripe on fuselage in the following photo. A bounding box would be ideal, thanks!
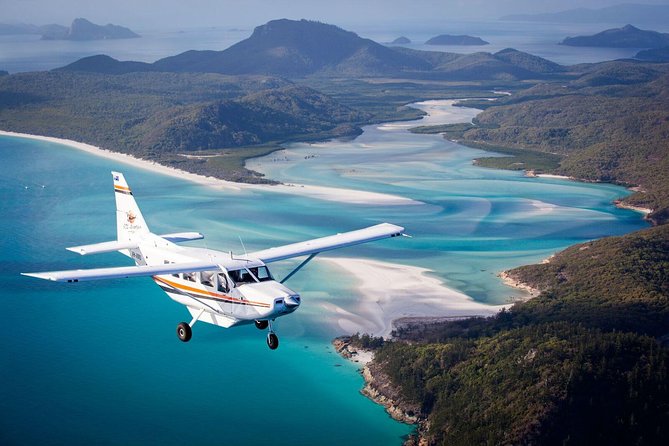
[152,275,270,308]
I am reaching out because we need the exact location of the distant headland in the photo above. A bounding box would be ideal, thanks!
[560,24,669,48]
[0,18,139,41]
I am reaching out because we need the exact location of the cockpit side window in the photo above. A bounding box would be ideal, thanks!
[228,269,254,285]
[228,267,271,285]
[252,266,273,282]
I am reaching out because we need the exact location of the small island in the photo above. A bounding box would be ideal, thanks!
[426,34,489,45]
[41,18,140,40]
[560,24,669,48]
[390,36,411,44]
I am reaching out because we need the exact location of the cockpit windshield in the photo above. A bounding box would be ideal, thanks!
[228,266,273,285]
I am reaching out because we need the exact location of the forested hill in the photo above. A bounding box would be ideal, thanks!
[458,60,669,224]
[0,72,367,182]
[365,224,669,445]
[153,19,431,77]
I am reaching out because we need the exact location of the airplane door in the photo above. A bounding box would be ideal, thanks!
[217,272,233,315]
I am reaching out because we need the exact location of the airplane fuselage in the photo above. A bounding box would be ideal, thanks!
[129,238,301,329]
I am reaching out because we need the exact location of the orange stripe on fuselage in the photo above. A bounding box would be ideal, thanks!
[153,275,271,308]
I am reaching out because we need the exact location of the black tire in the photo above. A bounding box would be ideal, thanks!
[267,332,279,350]
[177,322,192,342]
[255,320,269,330]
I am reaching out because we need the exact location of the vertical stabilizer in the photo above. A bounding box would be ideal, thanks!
[112,172,149,242]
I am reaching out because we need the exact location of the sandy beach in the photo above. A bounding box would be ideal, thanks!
[497,270,541,299]
[0,130,422,206]
[321,257,508,337]
[614,200,653,215]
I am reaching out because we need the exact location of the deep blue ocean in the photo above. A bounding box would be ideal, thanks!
[0,20,654,445]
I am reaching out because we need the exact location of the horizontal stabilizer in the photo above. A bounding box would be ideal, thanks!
[249,223,405,263]
[159,232,205,243]
[22,260,220,283]
[67,240,139,255]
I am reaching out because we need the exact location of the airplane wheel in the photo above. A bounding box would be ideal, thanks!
[177,322,192,342]
[255,320,269,330]
[266,332,279,350]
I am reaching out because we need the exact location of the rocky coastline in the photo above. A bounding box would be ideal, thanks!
[333,336,428,445]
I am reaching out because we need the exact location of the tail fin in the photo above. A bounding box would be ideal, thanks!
[112,172,150,242]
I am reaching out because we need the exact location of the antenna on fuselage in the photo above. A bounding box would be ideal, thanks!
[238,235,248,257]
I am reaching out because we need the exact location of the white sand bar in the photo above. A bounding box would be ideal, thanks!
[0,130,422,206]
[321,257,508,338]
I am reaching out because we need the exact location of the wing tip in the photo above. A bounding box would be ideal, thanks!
[21,272,56,281]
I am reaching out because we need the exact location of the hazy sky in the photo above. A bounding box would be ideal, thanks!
[2,0,668,29]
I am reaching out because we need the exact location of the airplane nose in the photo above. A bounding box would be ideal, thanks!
[284,295,301,308]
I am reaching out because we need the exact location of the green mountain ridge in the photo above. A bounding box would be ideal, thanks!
[0,71,365,182]
[458,60,669,224]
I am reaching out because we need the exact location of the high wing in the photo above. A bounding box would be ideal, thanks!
[22,260,220,283]
[249,222,404,263]
[67,232,204,255]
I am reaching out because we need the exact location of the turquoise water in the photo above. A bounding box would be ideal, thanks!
[0,101,647,444]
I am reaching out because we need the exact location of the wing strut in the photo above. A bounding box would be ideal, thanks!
[280,253,318,284]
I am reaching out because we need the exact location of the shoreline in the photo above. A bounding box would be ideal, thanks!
[333,337,423,441]
[498,270,542,298]
[0,130,422,207]
[613,199,652,216]
[321,257,509,338]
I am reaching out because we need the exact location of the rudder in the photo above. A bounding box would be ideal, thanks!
[112,172,149,242]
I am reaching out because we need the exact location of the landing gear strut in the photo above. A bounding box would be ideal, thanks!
[266,320,279,350]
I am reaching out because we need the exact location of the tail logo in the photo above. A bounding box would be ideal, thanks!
[126,211,137,224]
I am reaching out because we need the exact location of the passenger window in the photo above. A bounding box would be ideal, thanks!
[201,271,214,287]
[217,273,230,293]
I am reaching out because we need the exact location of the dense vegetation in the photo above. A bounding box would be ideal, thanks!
[458,60,669,224]
[0,71,367,182]
[370,225,669,445]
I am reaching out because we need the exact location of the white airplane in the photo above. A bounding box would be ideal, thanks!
[23,172,405,349]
